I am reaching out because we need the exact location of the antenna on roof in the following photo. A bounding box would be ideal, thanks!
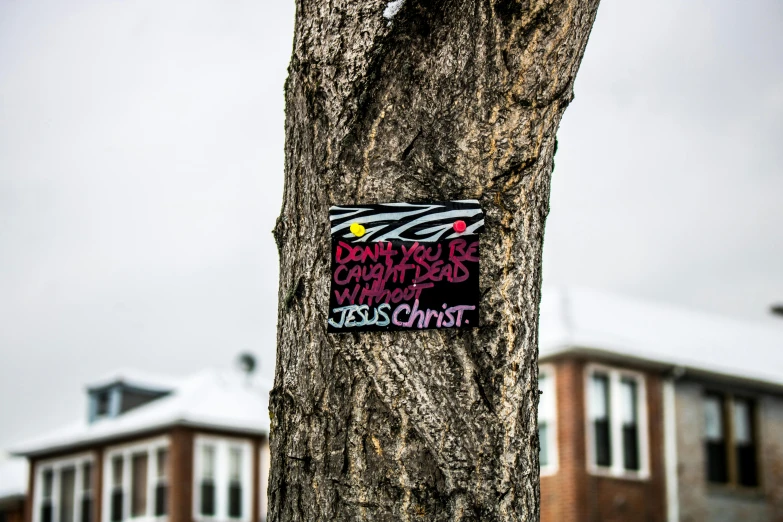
[772,304,783,318]
[236,352,258,385]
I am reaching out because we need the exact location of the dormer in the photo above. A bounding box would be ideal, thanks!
[86,370,178,423]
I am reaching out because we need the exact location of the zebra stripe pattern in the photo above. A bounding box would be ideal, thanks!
[329,200,484,243]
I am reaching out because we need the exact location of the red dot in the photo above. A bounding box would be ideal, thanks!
[453,220,467,233]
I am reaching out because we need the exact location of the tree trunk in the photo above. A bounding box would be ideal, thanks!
[269,1,599,520]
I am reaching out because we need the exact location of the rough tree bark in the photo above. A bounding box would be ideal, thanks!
[270,1,599,520]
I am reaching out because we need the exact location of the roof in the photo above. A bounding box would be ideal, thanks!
[539,287,783,389]
[86,368,184,392]
[0,457,28,501]
[12,369,271,458]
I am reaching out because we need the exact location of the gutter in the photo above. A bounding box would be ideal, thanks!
[539,345,783,395]
[663,366,684,522]
[11,419,269,459]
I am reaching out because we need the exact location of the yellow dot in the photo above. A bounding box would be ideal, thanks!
[350,222,366,237]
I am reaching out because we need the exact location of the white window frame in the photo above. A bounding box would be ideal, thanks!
[102,436,170,522]
[258,441,269,522]
[193,435,253,522]
[538,364,558,476]
[584,363,650,480]
[34,452,95,522]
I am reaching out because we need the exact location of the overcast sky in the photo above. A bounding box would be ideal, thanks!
[1,0,781,451]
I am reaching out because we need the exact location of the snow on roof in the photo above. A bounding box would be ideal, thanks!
[86,368,183,392]
[12,369,271,457]
[0,457,28,500]
[539,287,783,388]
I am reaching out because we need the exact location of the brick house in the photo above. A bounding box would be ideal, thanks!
[0,457,27,522]
[11,370,271,522]
[538,288,783,522]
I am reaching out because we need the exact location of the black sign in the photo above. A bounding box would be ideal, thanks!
[327,200,484,332]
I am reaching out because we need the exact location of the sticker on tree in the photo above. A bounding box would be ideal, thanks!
[327,200,484,332]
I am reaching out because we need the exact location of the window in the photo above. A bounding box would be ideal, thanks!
[103,437,169,522]
[586,365,648,478]
[60,467,76,522]
[704,393,759,487]
[42,470,54,522]
[130,454,148,517]
[110,457,123,522]
[35,454,94,522]
[537,366,558,474]
[704,394,727,483]
[620,378,640,471]
[154,450,168,517]
[194,437,252,522]
[199,446,216,517]
[589,372,612,468]
[734,398,758,487]
[81,463,93,522]
[96,392,111,417]
[228,448,243,518]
